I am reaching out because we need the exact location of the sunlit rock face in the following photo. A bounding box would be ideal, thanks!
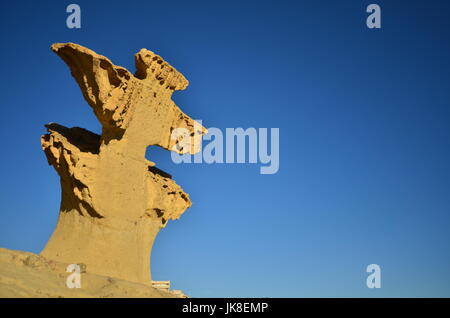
[41,43,206,284]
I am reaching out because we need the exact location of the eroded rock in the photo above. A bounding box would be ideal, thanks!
[40,43,206,284]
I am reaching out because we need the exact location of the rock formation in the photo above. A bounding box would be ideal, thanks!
[0,248,181,298]
[40,43,206,284]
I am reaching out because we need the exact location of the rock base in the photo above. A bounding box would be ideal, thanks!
[0,248,184,298]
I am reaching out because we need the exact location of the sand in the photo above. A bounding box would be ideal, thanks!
[0,248,180,298]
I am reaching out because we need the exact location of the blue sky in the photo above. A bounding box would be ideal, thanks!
[1,0,449,297]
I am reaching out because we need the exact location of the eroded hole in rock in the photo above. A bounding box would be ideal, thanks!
[153,208,164,218]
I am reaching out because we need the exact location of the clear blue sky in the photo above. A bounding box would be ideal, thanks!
[1,0,449,297]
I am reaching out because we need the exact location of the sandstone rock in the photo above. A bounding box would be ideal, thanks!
[39,43,206,285]
[0,248,179,298]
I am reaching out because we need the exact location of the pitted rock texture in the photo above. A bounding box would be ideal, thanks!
[40,43,206,285]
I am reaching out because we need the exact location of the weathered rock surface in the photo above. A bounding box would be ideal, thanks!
[37,43,206,286]
[0,248,179,298]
